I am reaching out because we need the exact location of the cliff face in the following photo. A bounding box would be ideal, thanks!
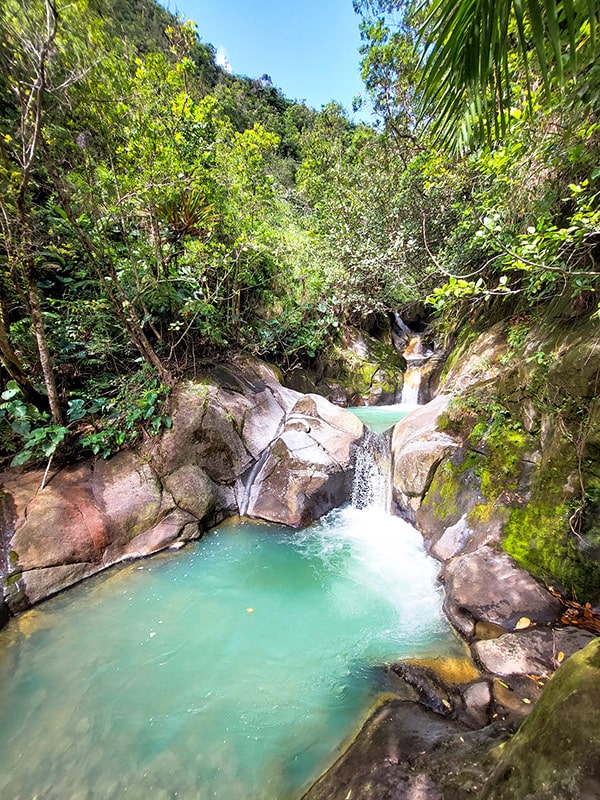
[393,310,600,605]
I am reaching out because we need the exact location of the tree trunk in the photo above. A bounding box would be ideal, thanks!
[45,160,170,383]
[0,301,48,408]
[24,265,63,423]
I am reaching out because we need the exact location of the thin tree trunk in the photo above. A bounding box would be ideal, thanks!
[0,300,48,407]
[45,159,170,383]
[23,265,62,423]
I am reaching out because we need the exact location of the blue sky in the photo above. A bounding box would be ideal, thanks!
[160,0,370,118]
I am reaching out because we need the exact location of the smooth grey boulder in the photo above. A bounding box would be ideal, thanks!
[392,395,458,518]
[441,546,563,639]
[244,394,364,527]
[156,360,299,483]
[473,626,597,677]
[429,514,475,561]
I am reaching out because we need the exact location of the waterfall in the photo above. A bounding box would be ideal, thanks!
[400,366,422,405]
[351,429,392,511]
[400,335,430,406]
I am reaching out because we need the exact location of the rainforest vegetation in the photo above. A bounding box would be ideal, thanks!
[0,0,598,467]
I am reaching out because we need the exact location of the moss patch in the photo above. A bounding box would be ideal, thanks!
[484,639,600,800]
[503,503,600,602]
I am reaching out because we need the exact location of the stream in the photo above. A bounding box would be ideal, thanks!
[0,407,458,800]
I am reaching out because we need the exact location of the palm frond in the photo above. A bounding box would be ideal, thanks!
[419,0,600,151]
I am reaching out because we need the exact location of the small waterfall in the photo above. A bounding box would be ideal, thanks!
[400,335,431,406]
[401,366,422,405]
[351,430,392,511]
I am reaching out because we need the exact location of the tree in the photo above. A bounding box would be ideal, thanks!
[0,0,96,422]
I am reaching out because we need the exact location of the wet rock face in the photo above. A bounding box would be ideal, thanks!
[473,626,597,678]
[303,325,406,407]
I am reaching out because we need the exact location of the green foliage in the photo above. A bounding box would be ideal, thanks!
[419,0,599,151]
[79,372,172,458]
[0,382,69,466]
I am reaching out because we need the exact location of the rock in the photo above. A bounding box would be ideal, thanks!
[482,638,600,799]
[313,326,406,406]
[244,396,364,527]
[2,451,202,611]
[102,508,199,563]
[429,514,475,561]
[391,395,459,518]
[20,562,98,607]
[441,546,563,639]
[92,451,165,543]
[156,360,299,483]
[490,675,545,724]
[10,463,110,570]
[461,680,493,728]
[441,326,508,395]
[301,699,467,800]
[0,358,365,611]
[162,465,217,521]
[473,626,597,677]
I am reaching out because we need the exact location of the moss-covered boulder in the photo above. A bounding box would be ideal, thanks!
[482,638,600,799]
[313,326,406,406]
[411,313,600,603]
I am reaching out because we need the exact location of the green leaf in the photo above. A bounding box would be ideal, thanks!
[11,450,33,467]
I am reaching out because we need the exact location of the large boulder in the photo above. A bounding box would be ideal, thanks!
[155,360,299,483]
[441,546,563,639]
[482,638,600,799]
[392,395,459,519]
[243,394,364,527]
[1,452,201,613]
[304,325,406,407]
[301,698,468,800]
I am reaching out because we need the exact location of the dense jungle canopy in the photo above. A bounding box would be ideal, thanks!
[0,0,598,466]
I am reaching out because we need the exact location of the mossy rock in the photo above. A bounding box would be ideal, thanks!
[318,326,405,405]
[482,638,600,800]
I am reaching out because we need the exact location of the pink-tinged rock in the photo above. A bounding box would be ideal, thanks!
[9,463,109,570]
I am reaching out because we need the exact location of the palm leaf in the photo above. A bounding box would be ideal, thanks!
[418,0,600,151]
